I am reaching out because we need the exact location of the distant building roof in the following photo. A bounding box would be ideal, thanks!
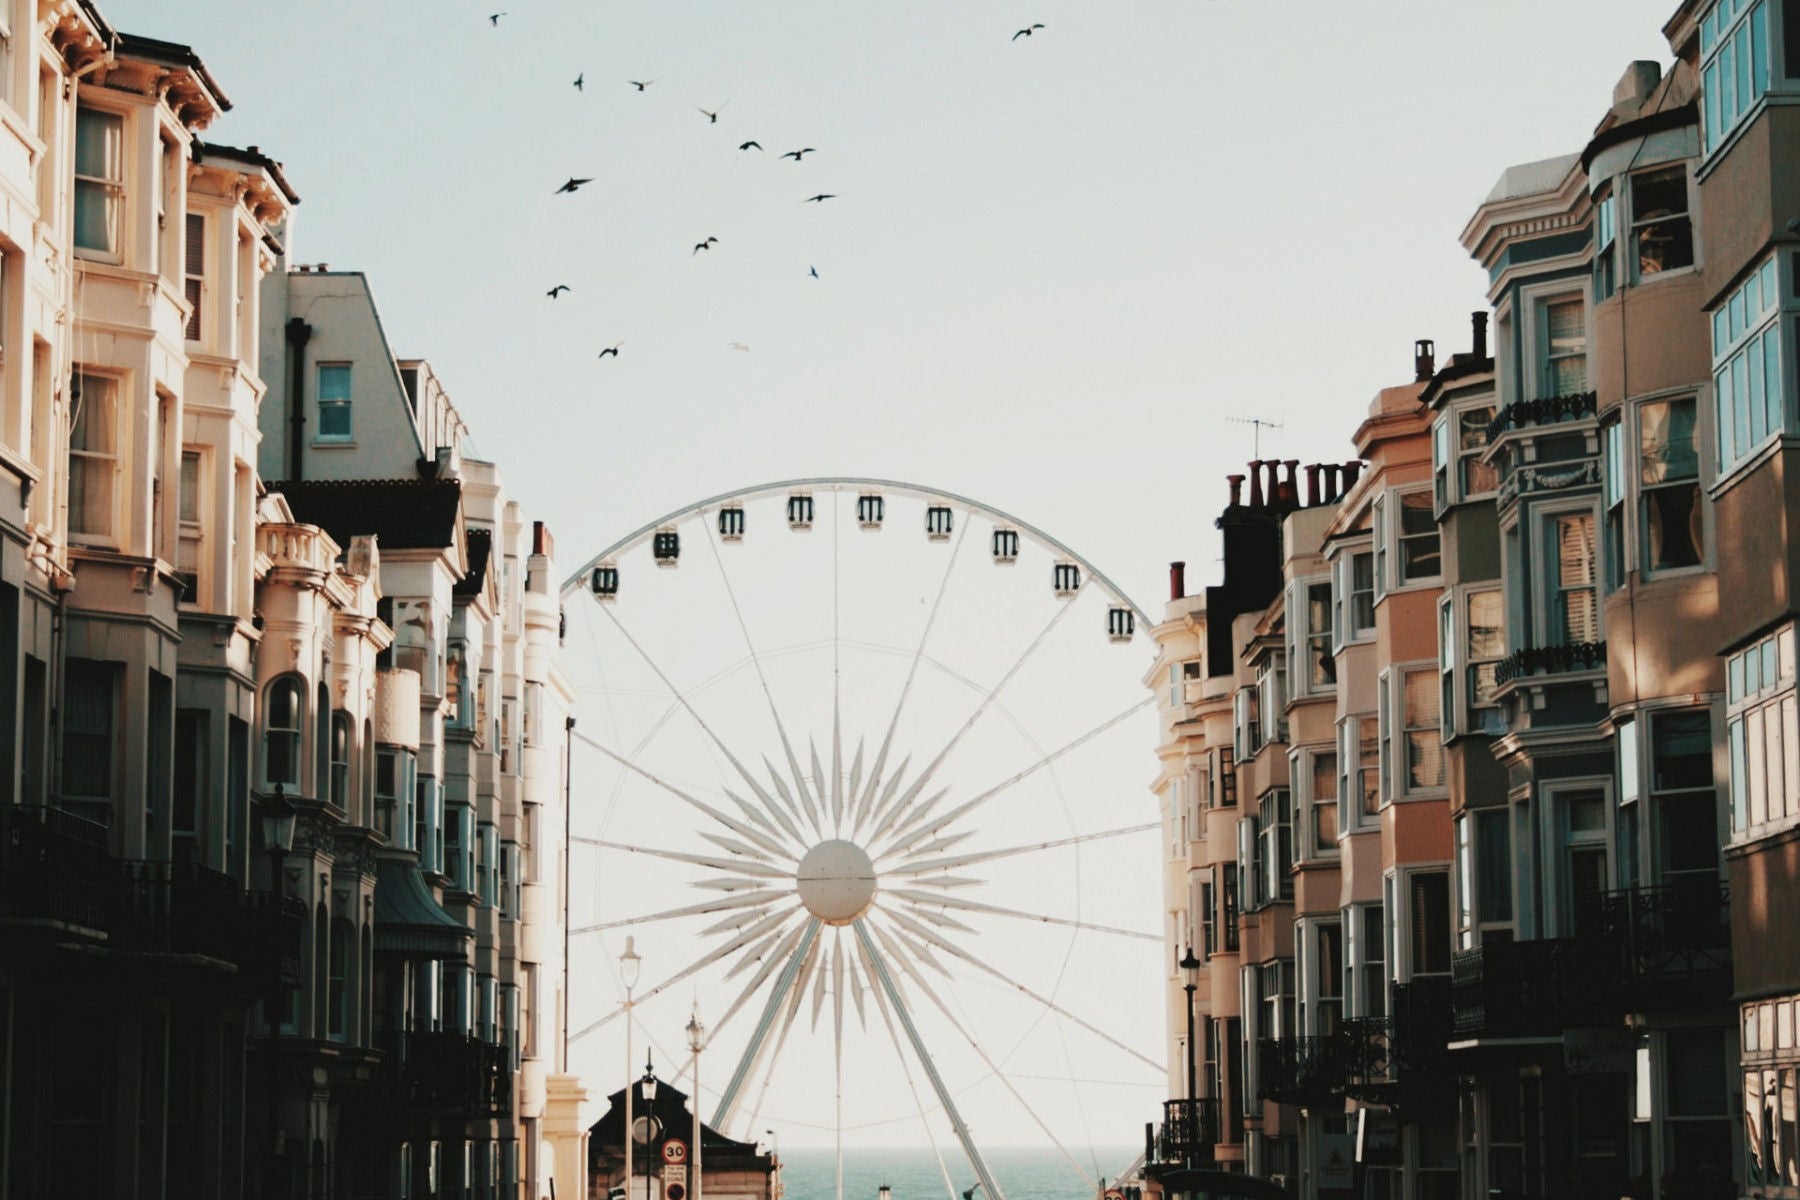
[1482,152,1580,203]
[269,479,463,552]
[194,140,301,203]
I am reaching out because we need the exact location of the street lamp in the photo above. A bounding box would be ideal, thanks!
[637,1056,661,1200]
[879,1186,892,1200]
[260,785,297,1194]
[1179,945,1201,1163]
[620,938,642,1200]
[687,1006,707,1200]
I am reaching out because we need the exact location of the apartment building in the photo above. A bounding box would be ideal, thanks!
[1142,3,1791,1198]
[0,5,578,1199]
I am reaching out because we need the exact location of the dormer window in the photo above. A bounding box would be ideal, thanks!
[317,364,352,441]
[74,107,124,261]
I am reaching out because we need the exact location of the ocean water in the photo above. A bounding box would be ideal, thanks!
[776,1146,1138,1200]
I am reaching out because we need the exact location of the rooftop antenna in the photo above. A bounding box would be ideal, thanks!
[1227,416,1285,459]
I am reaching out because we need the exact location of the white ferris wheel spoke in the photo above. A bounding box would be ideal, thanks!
[573,890,788,933]
[849,513,972,840]
[757,760,815,845]
[572,837,792,880]
[874,696,1155,859]
[878,906,1159,1071]
[717,919,814,1017]
[865,959,962,1200]
[862,576,1091,847]
[573,728,794,861]
[741,928,823,1139]
[854,919,1007,1200]
[884,888,1159,942]
[712,918,822,1132]
[887,822,1158,877]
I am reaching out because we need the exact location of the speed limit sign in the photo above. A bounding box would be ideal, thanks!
[662,1139,688,1165]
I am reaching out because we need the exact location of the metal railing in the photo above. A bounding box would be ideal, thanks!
[364,1031,514,1118]
[1579,880,1731,992]
[1451,937,1595,1037]
[1494,641,1607,685]
[1149,1097,1218,1166]
[0,803,112,929]
[1485,391,1598,442]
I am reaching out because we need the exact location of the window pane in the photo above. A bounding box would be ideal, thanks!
[1632,167,1694,276]
[1468,591,1504,658]
[1641,399,1700,483]
[1653,710,1714,792]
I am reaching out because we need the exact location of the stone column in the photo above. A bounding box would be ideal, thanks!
[544,1073,592,1200]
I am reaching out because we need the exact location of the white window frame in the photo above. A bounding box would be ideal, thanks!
[1383,484,1442,590]
[1438,586,1505,738]
[1336,712,1381,835]
[316,361,354,443]
[1342,901,1386,1020]
[1290,743,1339,862]
[1728,624,1800,844]
[1257,786,1292,905]
[1233,687,1260,760]
[1433,398,1500,512]
[73,103,125,263]
[1541,777,1615,938]
[1624,163,1698,287]
[1255,650,1287,748]
[1330,541,1376,649]
[1530,499,1603,650]
[1712,253,1794,479]
[1296,915,1344,1037]
[68,370,120,544]
[1454,808,1516,950]
[1521,282,1590,402]
[1287,576,1336,698]
[1624,390,1714,580]
[1386,861,1453,983]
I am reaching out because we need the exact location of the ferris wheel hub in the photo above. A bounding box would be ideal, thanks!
[795,838,878,925]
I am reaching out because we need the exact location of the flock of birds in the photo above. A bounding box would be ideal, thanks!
[484,10,1048,362]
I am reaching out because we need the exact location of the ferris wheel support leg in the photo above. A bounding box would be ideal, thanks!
[711,918,821,1131]
[854,921,1006,1200]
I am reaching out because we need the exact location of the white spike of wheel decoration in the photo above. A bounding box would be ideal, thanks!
[561,480,1164,1200]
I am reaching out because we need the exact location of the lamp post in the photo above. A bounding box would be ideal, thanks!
[260,785,297,1198]
[621,937,642,1200]
[879,1186,891,1200]
[1179,945,1201,1163]
[687,1007,707,1200]
[638,1057,660,1200]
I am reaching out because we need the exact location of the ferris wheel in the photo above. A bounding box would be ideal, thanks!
[560,479,1165,1200]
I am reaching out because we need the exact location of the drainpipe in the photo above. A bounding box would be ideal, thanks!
[285,317,311,482]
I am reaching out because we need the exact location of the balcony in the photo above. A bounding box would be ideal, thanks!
[1258,1021,1392,1106]
[0,803,112,930]
[1146,1097,1218,1168]
[1484,391,1598,442]
[242,888,309,987]
[1451,937,1605,1039]
[1578,881,1731,1006]
[1493,641,1606,686]
[361,1031,513,1119]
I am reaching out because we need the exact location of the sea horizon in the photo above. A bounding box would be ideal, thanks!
[774,1145,1140,1200]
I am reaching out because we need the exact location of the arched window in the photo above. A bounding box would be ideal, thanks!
[329,916,353,1041]
[329,712,351,812]
[263,677,302,786]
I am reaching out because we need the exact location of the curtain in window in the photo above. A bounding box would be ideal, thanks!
[73,109,122,255]
[1404,669,1444,789]
[1545,300,1588,396]
[68,374,115,537]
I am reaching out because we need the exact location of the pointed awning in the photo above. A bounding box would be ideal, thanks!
[373,857,471,958]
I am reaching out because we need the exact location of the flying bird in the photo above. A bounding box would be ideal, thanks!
[573,73,584,91]
[554,177,592,194]
[697,104,728,123]
[1012,23,1045,39]
[729,342,750,352]
[738,140,763,152]
[546,284,571,299]
[488,12,505,26]
[629,80,654,91]
[804,194,837,203]
[809,266,819,278]
[693,236,718,255]
[781,148,816,161]
[599,343,623,359]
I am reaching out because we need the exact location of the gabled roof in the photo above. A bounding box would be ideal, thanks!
[269,479,463,552]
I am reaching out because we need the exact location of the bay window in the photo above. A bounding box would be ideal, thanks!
[1337,714,1380,833]
[1258,788,1292,903]
[1293,745,1338,860]
[1396,488,1441,584]
[1298,919,1343,1036]
[1640,397,1704,572]
[1435,403,1499,510]
[1541,295,1589,398]
[1255,652,1287,747]
[1343,902,1386,1018]
[1233,688,1260,759]
[1728,625,1798,841]
[1454,808,1514,949]
[68,372,118,540]
[263,676,302,788]
[1713,255,1791,474]
[1628,166,1694,281]
[1287,578,1335,696]
[62,658,116,828]
[1701,0,1773,155]
[1331,547,1375,649]
[1649,709,1719,885]
[1547,511,1600,646]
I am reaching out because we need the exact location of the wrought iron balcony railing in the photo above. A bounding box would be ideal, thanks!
[1485,391,1598,443]
[0,803,112,930]
[1451,937,1601,1038]
[1578,880,1731,996]
[242,888,308,986]
[1493,641,1607,685]
[363,1031,513,1118]
[1148,1097,1219,1167]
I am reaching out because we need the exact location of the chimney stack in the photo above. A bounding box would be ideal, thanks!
[1304,464,1321,507]
[1342,460,1364,490]
[1322,464,1340,502]
[1226,474,1245,506]
[1415,339,1436,382]
[1170,561,1186,601]
[1472,311,1489,361]
[1247,462,1265,507]
[1277,460,1299,506]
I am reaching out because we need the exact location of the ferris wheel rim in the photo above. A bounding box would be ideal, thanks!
[556,475,1153,628]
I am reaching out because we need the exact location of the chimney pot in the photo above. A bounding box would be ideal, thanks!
[1341,460,1364,490]
[1247,462,1265,507]
[1277,460,1300,507]
[1472,311,1489,361]
[1415,339,1436,383]
[1226,474,1245,506]
[1170,561,1187,602]
[1304,464,1322,507]
[1265,460,1283,506]
[1322,463,1341,503]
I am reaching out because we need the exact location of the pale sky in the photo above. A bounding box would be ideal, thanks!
[110,0,1681,1170]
